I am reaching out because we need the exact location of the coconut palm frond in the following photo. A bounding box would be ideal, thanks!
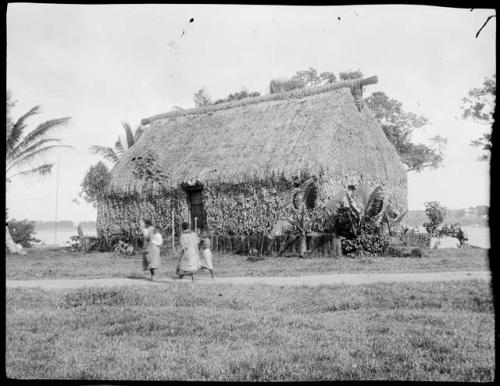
[9,163,54,180]
[122,121,135,149]
[7,106,41,151]
[10,117,71,158]
[89,145,119,163]
[114,138,125,157]
[90,121,143,164]
[7,145,73,175]
[5,102,73,186]
[134,126,144,142]
[7,139,63,169]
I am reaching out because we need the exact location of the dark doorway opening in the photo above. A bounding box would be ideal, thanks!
[186,188,206,231]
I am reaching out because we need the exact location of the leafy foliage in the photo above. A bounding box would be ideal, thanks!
[80,162,111,207]
[365,92,445,172]
[334,185,386,237]
[438,223,469,247]
[6,90,16,131]
[7,219,40,248]
[131,148,170,186]
[269,67,342,94]
[338,70,364,80]
[461,74,495,161]
[6,91,72,183]
[269,77,305,94]
[330,185,398,256]
[341,223,389,257]
[214,89,261,105]
[193,87,213,107]
[89,121,143,164]
[423,201,447,236]
[462,74,496,122]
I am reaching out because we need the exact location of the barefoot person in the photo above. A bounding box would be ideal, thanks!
[176,222,200,279]
[199,230,214,279]
[140,219,162,281]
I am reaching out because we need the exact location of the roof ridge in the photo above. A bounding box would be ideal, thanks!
[141,76,378,125]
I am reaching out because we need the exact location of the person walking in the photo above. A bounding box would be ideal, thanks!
[176,222,200,280]
[140,219,162,281]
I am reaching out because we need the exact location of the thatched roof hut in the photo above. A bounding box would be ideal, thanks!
[99,76,407,241]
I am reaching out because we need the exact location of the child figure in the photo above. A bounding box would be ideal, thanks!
[199,230,214,279]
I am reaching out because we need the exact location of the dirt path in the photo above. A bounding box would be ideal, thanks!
[6,271,491,290]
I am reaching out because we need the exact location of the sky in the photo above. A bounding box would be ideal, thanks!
[6,4,495,222]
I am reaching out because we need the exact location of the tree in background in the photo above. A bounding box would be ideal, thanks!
[7,219,40,248]
[79,161,112,208]
[269,67,338,94]
[365,92,446,172]
[338,69,364,80]
[214,89,261,105]
[474,205,489,217]
[193,87,213,107]
[89,121,143,164]
[423,201,447,236]
[269,77,304,94]
[6,91,72,253]
[461,74,495,161]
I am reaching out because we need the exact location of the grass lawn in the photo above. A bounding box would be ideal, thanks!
[6,246,490,280]
[6,280,494,381]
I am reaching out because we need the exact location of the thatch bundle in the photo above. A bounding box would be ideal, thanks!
[99,76,407,243]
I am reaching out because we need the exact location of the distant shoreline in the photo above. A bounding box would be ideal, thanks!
[35,223,97,230]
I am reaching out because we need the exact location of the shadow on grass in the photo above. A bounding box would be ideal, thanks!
[125,274,213,284]
[126,274,149,281]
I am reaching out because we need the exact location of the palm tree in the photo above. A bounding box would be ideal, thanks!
[6,102,72,183]
[193,87,212,107]
[6,93,72,254]
[89,121,143,164]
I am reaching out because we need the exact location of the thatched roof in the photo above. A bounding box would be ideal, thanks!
[108,76,406,192]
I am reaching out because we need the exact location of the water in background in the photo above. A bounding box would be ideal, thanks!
[34,226,97,246]
[464,226,490,249]
[431,226,490,249]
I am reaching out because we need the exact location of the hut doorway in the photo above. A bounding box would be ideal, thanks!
[186,188,206,231]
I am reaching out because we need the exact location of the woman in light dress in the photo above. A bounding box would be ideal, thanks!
[176,222,201,279]
[140,218,163,281]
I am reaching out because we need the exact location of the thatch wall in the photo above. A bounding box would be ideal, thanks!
[96,171,405,242]
[98,78,408,243]
[96,187,189,244]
